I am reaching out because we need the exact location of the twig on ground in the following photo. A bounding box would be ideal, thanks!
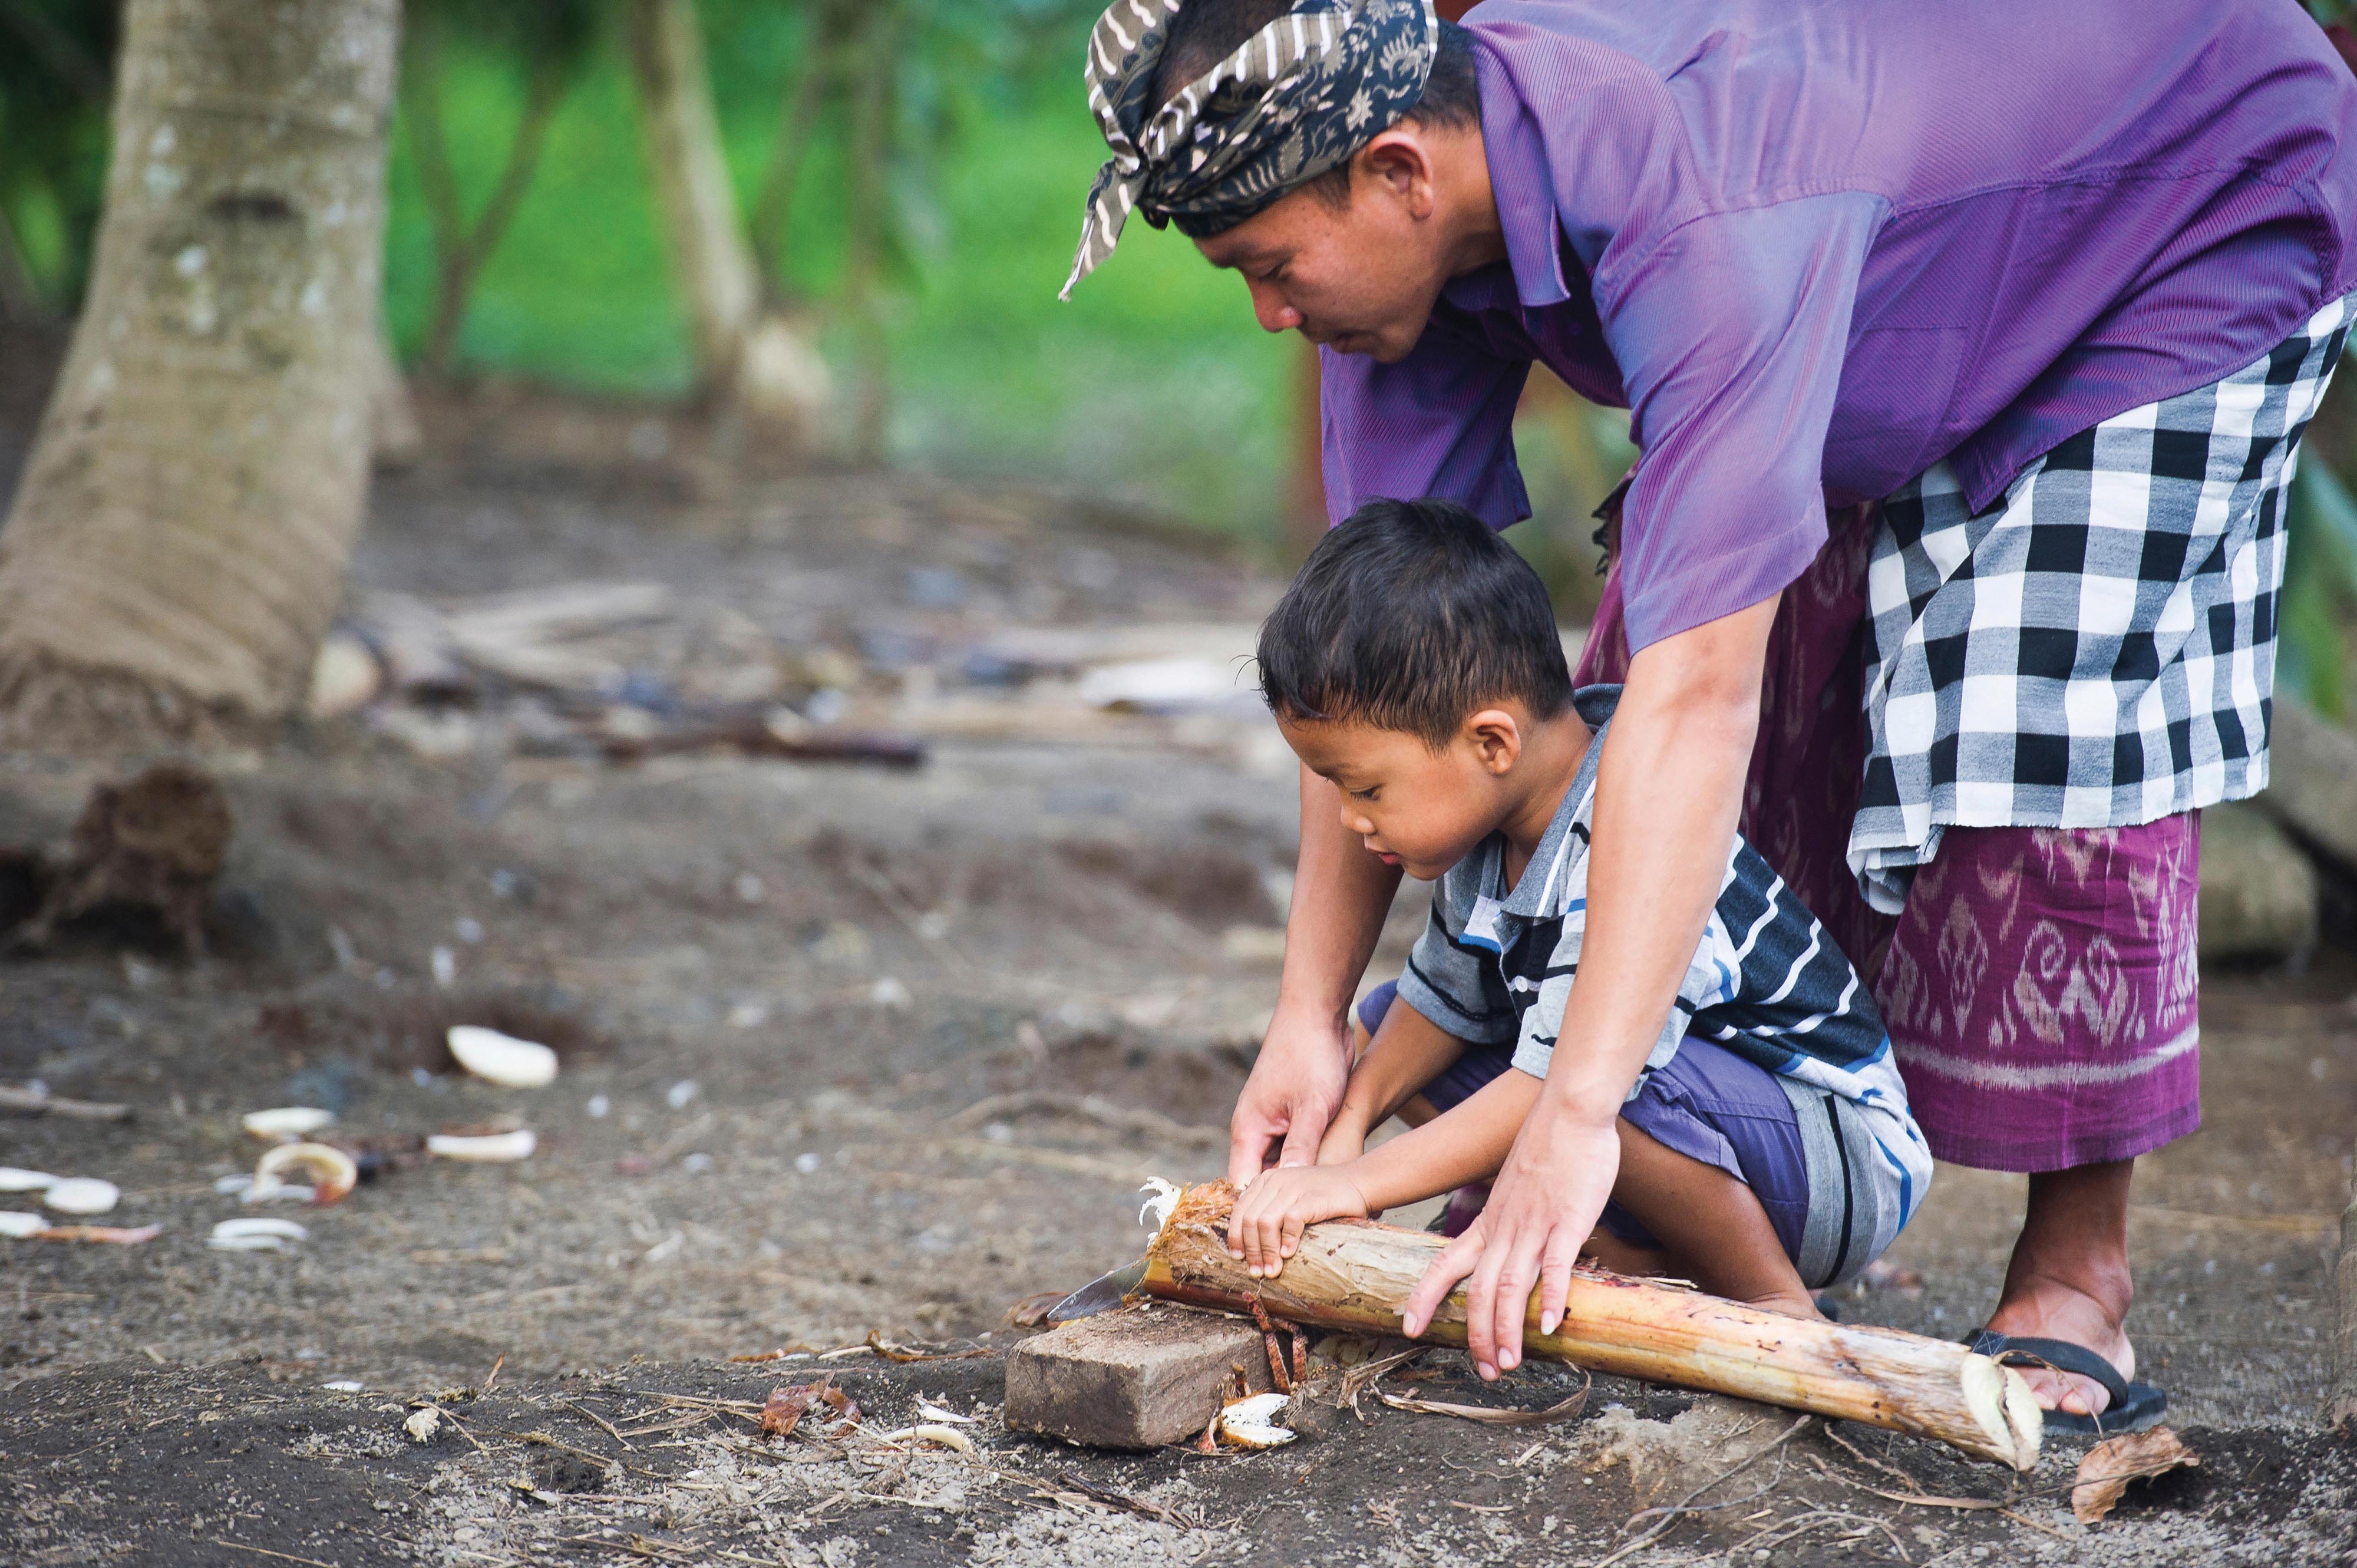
[562,1398,635,1448]
[208,1542,340,1568]
[1823,1423,1929,1492]
[1810,1454,2008,1511]
[2002,1507,2077,1541]
[0,1083,130,1120]
[1375,1367,1591,1427]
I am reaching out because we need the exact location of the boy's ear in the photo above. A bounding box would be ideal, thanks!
[1463,707,1523,774]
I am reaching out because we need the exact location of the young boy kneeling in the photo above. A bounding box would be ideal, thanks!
[1233,499,1930,1319]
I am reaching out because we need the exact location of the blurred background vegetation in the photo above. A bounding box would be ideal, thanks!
[0,0,1626,606]
[12,0,2356,693]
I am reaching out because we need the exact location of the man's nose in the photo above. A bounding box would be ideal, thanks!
[1247,280,1303,334]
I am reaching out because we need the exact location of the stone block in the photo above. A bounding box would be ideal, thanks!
[1003,1303,1272,1448]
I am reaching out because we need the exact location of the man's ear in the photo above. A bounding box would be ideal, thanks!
[1464,708,1523,774]
[1357,126,1437,218]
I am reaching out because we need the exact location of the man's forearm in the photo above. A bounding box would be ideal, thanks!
[1541,598,1777,1124]
[1275,761,1402,1026]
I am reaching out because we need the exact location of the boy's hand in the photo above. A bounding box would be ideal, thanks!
[1228,1164,1370,1277]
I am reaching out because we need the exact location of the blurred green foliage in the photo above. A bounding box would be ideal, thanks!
[371,1,1296,536]
[2283,453,2357,720]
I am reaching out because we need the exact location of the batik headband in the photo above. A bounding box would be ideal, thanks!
[1059,0,1440,299]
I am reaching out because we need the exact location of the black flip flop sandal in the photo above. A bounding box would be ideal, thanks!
[1966,1329,2167,1436]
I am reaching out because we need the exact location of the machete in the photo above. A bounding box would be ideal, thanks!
[1043,1256,1148,1322]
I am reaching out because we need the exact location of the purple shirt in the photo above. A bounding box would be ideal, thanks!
[1321,0,2357,653]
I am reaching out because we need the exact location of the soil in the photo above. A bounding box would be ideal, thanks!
[1,385,2355,1564]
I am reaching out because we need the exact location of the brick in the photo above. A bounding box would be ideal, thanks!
[1002,1303,1274,1448]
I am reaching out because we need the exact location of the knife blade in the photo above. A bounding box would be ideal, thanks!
[1044,1256,1148,1322]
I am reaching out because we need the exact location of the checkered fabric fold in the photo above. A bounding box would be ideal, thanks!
[1850,292,2355,915]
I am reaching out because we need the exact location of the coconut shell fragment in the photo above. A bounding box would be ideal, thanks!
[1216,1392,1296,1450]
[426,1128,537,1162]
[210,1216,309,1252]
[447,1025,559,1088]
[252,1142,359,1206]
[41,1177,120,1215]
[242,1107,336,1141]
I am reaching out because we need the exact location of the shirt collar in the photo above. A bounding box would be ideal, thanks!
[1491,684,1620,922]
[1463,30,1572,311]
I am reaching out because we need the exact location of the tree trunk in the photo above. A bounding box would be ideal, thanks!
[1145,1181,2044,1471]
[367,319,421,468]
[0,0,400,743]
[623,0,829,447]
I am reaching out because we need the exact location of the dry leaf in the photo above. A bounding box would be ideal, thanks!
[760,1382,824,1438]
[1004,1292,1065,1328]
[2072,1427,2197,1523]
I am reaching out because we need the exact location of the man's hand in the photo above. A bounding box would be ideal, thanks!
[1229,1162,1371,1276]
[1400,1106,1621,1379]
[1226,1006,1354,1187]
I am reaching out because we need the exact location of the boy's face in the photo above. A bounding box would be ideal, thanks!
[1277,709,1526,880]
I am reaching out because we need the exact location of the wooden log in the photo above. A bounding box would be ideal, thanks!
[1142,1180,2041,1471]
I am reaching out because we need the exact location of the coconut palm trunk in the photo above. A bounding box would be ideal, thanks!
[0,0,401,744]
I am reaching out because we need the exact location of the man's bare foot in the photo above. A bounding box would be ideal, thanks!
[1989,1160,2138,1418]
[1985,1270,2134,1417]
[1741,1288,1824,1320]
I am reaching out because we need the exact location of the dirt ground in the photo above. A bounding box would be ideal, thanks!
[2,388,2356,1565]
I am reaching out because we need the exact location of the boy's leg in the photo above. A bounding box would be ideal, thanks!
[1580,1035,1841,1316]
[1602,1120,1819,1317]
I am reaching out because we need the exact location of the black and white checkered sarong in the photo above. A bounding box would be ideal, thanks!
[1850,293,2353,914]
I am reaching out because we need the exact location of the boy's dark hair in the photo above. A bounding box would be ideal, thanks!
[1148,5,1479,214]
[1257,497,1573,747]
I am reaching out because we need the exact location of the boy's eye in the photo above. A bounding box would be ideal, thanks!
[1349,787,1378,802]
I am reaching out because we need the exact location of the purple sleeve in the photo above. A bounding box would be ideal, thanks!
[1317,318,1535,529]
[1600,193,1884,652]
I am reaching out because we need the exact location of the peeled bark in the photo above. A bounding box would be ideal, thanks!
[623,0,829,446]
[1146,1181,2043,1471]
[0,0,400,742]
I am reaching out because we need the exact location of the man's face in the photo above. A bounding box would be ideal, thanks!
[1194,135,1455,363]
[1277,712,1514,880]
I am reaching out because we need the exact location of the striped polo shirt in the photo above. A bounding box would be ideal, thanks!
[1397,686,1932,1268]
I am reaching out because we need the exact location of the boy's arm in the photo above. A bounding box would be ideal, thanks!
[1319,1001,1468,1161]
[1230,1068,1544,1275]
[1345,1067,1542,1214]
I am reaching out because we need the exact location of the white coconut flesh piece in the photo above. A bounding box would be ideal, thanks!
[251,1143,358,1206]
[41,1177,120,1216]
[1218,1392,1297,1450]
[0,1211,47,1239]
[427,1128,537,1163]
[1137,1177,1183,1234]
[446,1025,558,1088]
[242,1107,337,1141]
[209,1217,309,1251]
[0,1167,59,1192]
